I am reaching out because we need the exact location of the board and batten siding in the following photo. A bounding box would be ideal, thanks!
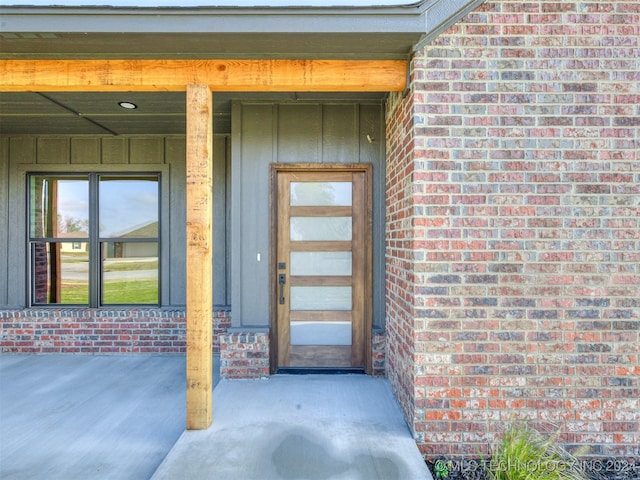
[0,134,230,308]
[0,137,9,306]
[230,101,386,330]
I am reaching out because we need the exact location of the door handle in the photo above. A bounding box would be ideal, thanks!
[278,274,286,305]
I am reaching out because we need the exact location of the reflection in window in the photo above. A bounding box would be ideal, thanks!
[31,242,89,305]
[30,176,89,239]
[99,177,159,238]
[28,174,160,307]
[101,242,158,305]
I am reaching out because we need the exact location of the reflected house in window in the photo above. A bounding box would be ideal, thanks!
[59,232,88,253]
[104,221,158,259]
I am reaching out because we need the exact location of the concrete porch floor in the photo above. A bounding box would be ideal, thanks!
[0,355,431,480]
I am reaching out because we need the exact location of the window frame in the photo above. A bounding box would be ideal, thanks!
[27,172,161,308]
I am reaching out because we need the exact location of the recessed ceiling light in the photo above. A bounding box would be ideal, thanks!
[118,101,138,110]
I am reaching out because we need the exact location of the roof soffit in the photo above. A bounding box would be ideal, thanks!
[0,0,485,59]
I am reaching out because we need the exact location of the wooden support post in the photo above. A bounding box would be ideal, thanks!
[185,84,213,430]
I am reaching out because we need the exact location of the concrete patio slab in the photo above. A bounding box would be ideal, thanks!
[1,355,431,480]
[152,375,432,480]
[0,354,219,480]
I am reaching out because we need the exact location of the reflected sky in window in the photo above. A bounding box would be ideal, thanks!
[99,178,158,238]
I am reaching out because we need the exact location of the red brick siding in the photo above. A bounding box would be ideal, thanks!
[0,308,230,354]
[219,331,270,378]
[386,0,639,459]
[372,330,386,376]
[385,88,419,427]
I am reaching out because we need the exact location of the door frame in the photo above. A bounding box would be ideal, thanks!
[269,163,373,374]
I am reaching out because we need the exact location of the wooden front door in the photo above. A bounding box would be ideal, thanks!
[271,164,372,372]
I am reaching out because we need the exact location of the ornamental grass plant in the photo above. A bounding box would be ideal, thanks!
[488,423,590,480]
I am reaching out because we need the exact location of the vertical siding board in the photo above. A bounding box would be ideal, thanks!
[225,137,232,306]
[71,137,100,165]
[130,137,163,164]
[36,138,69,164]
[7,144,27,307]
[230,101,243,326]
[359,103,386,330]
[10,137,35,164]
[212,135,228,306]
[0,138,9,305]
[232,103,274,327]
[101,137,128,164]
[277,104,321,164]
[166,136,186,306]
[358,103,382,165]
[322,104,358,163]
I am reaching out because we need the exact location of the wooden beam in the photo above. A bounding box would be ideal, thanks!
[0,59,406,92]
[185,84,213,430]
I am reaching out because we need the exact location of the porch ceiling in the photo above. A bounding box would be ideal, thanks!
[0,0,483,135]
[0,91,387,135]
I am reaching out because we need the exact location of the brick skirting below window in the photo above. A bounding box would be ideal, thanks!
[1,309,386,380]
[0,307,231,354]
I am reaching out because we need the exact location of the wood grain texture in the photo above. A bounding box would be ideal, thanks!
[290,346,352,367]
[185,85,213,430]
[0,59,407,92]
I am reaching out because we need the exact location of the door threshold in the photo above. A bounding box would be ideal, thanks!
[276,367,365,375]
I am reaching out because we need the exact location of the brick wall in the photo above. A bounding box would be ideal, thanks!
[386,0,639,459]
[219,331,270,378]
[385,86,419,427]
[0,308,231,354]
[372,329,386,376]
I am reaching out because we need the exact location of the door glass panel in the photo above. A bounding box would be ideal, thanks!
[290,321,352,346]
[290,286,352,311]
[99,176,159,238]
[290,252,352,276]
[290,217,352,241]
[31,242,89,305]
[290,182,352,206]
[101,242,158,305]
[29,176,89,238]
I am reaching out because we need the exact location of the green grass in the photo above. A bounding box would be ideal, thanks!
[102,279,158,304]
[488,423,589,480]
[60,280,157,304]
[59,284,89,304]
[103,259,158,272]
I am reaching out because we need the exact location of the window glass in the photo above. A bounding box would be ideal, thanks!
[31,242,89,305]
[290,252,352,276]
[99,176,159,238]
[28,173,160,307]
[290,182,352,206]
[29,176,89,238]
[290,217,352,241]
[290,286,352,311]
[290,321,352,346]
[101,242,158,305]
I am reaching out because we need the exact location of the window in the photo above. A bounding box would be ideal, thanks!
[28,174,160,306]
